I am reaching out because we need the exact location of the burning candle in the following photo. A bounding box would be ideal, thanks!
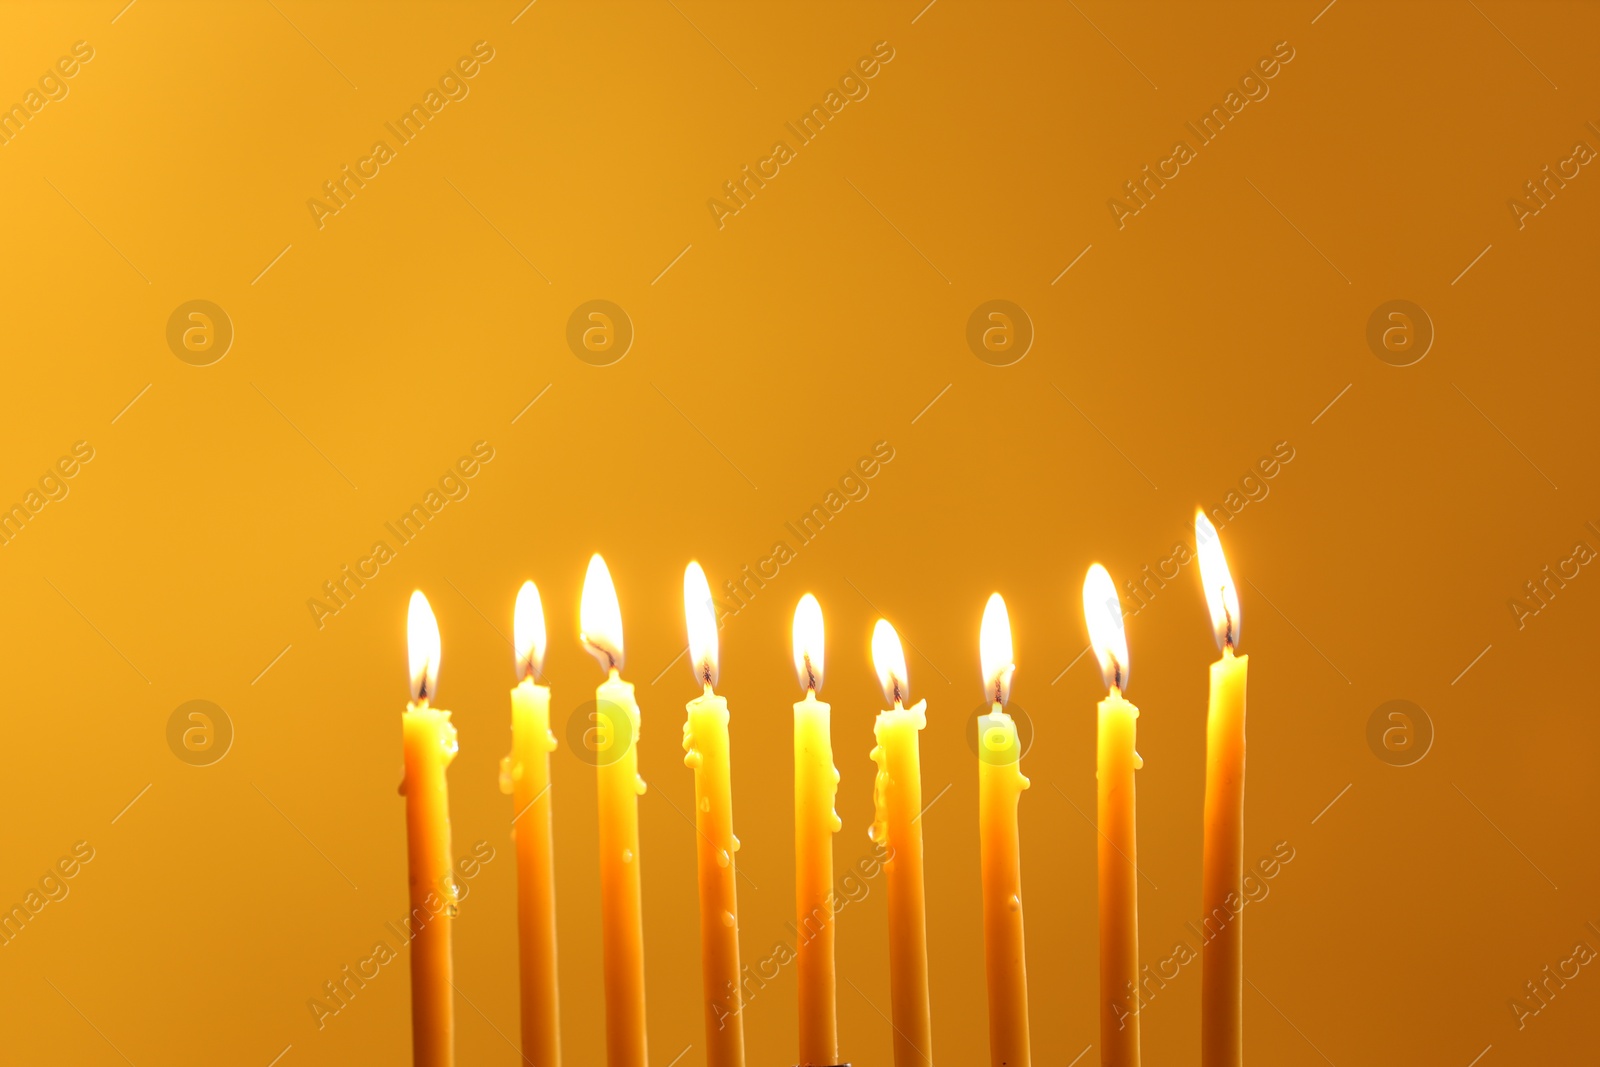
[791,593,841,1066]
[869,619,933,1067]
[1196,513,1246,1067]
[1084,564,1142,1067]
[579,555,649,1067]
[976,593,1031,1067]
[402,590,457,1067]
[681,562,746,1067]
[503,581,560,1067]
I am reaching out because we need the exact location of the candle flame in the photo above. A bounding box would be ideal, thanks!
[1082,564,1129,692]
[1195,510,1241,650]
[579,553,625,673]
[407,589,441,702]
[513,580,547,682]
[871,618,909,708]
[683,561,719,689]
[792,593,825,694]
[979,592,1014,707]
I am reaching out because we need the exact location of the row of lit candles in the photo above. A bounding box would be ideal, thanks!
[397,511,1250,1067]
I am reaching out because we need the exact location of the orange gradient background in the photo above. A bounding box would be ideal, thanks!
[1,2,1596,1065]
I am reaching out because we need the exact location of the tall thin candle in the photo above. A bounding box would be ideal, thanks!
[869,619,933,1067]
[579,555,649,1067]
[681,562,746,1067]
[791,593,841,1066]
[503,581,560,1067]
[1084,564,1142,1067]
[402,590,457,1067]
[976,593,1031,1067]
[1196,513,1246,1067]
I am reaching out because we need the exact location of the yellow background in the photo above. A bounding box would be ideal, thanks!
[1,1,1596,1064]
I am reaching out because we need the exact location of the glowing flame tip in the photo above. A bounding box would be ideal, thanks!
[1194,510,1241,650]
[683,561,719,689]
[979,592,1014,706]
[514,580,546,681]
[871,618,909,707]
[579,554,624,673]
[407,589,441,702]
[1082,564,1129,692]
[792,593,824,693]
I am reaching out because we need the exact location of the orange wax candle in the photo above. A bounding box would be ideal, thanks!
[402,590,457,1067]
[869,619,933,1067]
[502,581,560,1067]
[580,555,649,1067]
[977,593,1031,1067]
[1195,514,1246,1067]
[681,562,746,1067]
[1084,565,1141,1067]
[791,593,841,1066]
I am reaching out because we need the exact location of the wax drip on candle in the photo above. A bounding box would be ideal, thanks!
[869,741,891,848]
[869,618,918,851]
[793,592,843,836]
